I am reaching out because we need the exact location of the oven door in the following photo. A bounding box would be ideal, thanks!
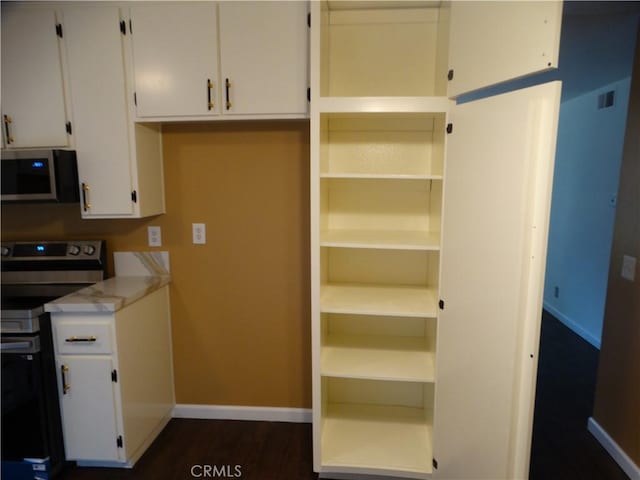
[1,335,49,460]
[1,325,65,479]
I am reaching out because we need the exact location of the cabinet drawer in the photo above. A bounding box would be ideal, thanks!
[55,322,113,354]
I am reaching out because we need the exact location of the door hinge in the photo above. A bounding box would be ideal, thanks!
[307,13,311,27]
[446,123,453,134]
[433,458,438,470]
[56,23,63,38]
[111,369,118,382]
[129,19,133,34]
[120,20,126,35]
[65,122,72,135]
[116,435,123,448]
[134,92,137,106]
[447,69,454,81]
[131,190,138,203]
[439,299,445,310]
[307,87,310,102]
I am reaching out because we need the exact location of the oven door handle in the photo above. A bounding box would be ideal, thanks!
[0,341,32,351]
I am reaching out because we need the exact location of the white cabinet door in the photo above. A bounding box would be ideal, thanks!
[57,356,121,462]
[0,5,68,148]
[447,1,562,98]
[62,6,134,217]
[433,82,561,479]
[130,3,219,118]
[219,1,308,116]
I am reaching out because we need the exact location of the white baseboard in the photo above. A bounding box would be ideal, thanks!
[173,404,312,423]
[543,302,601,349]
[588,417,640,480]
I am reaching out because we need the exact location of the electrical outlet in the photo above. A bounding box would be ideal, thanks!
[621,255,636,282]
[192,223,206,245]
[147,226,162,247]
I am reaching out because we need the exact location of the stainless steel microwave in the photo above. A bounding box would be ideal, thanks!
[1,150,79,203]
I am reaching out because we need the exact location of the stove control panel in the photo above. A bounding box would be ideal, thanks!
[0,240,104,261]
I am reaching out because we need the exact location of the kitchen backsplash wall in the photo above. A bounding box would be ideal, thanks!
[1,120,312,409]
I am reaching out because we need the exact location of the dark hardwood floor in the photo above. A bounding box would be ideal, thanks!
[57,312,627,480]
[529,311,629,480]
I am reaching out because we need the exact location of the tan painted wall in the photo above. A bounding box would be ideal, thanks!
[592,27,640,465]
[1,120,312,408]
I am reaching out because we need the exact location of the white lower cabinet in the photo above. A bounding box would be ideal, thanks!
[52,286,174,467]
[57,356,120,462]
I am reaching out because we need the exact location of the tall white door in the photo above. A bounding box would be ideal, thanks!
[1,5,68,148]
[62,5,134,217]
[218,1,308,115]
[447,1,563,97]
[433,81,562,479]
[130,3,219,118]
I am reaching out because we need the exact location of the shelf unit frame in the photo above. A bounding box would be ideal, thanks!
[311,1,450,478]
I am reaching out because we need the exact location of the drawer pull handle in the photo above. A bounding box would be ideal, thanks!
[65,336,97,343]
[61,365,70,394]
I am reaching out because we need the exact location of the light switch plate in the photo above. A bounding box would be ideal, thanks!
[192,223,206,245]
[621,255,636,282]
[147,226,162,247]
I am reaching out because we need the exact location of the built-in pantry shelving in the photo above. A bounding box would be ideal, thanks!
[311,1,449,478]
[311,1,565,478]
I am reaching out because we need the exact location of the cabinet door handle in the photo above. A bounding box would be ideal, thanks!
[207,79,214,111]
[61,365,70,394]
[225,78,232,110]
[3,114,14,144]
[81,183,91,211]
[65,336,97,343]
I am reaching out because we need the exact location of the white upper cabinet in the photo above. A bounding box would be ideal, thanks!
[447,1,563,97]
[130,3,220,118]
[1,4,69,148]
[62,5,164,219]
[218,1,309,116]
[129,1,309,120]
[433,81,561,479]
[63,5,133,217]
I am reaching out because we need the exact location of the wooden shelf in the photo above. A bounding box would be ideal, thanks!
[320,284,438,318]
[318,96,449,113]
[322,403,432,478]
[321,229,440,251]
[320,173,443,180]
[321,334,435,382]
